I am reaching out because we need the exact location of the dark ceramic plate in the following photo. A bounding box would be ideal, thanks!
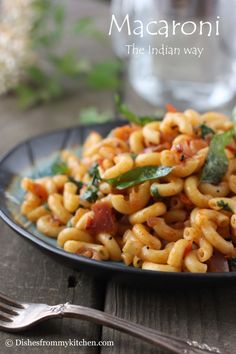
[0,122,235,286]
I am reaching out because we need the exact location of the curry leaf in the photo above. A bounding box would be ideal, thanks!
[106,166,173,190]
[80,186,98,202]
[217,200,232,211]
[51,159,70,175]
[201,129,235,184]
[79,163,101,202]
[150,184,161,198]
[88,163,102,187]
[199,124,215,139]
[115,95,164,125]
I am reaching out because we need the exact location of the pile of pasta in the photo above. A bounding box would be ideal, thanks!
[20,109,236,273]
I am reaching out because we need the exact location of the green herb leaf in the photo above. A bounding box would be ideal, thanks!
[88,163,99,177]
[79,163,101,202]
[138,116,163,125]
[199,124,215,139]
[201,129,235,184]
[51,159,69,175]
[150,184,161,198]
[115,95,164,126]
[80,186,98,202]
[106,166,173,190]
[88,163,101,187]
[217,200,232,211]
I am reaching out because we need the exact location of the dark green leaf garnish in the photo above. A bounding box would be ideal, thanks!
[88,162,99,177]
[201,129,235,184]
[150,184,161,198]
[217,200,232,211]
[199,124,215,139]
[115,95,164,126]
[88,163,101,187]
[106,166,173,190]
[80,186,98,202]
[79,163,101,202]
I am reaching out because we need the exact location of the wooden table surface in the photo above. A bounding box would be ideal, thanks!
[0,1,236,353]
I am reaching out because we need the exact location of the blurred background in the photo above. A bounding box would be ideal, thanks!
[0,0,236,150]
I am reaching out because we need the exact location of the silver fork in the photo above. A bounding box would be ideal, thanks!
[0,292,222,354]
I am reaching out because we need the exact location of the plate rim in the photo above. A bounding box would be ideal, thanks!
[0,122,236,280]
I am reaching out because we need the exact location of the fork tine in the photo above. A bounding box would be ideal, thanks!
[0,293,24,309]
[0,303,19,316]
[0,319,13,329]
[0,310,13,322]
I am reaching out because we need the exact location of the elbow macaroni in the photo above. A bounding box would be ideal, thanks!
[20,109,236,273]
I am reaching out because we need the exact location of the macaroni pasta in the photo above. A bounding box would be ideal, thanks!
[20,109,236,273]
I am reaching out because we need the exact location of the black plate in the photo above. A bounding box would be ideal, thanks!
[0,122,235,287]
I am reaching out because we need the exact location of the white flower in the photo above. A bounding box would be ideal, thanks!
[0,0,35,94]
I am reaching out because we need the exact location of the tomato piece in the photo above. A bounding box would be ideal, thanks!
[86,201,117,235]
[28,183,48,201]
[179,193,194,206]
[166,103,178,113]
[112,125,139,141]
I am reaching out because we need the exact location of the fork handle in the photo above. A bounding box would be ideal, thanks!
[61,304,216,354]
